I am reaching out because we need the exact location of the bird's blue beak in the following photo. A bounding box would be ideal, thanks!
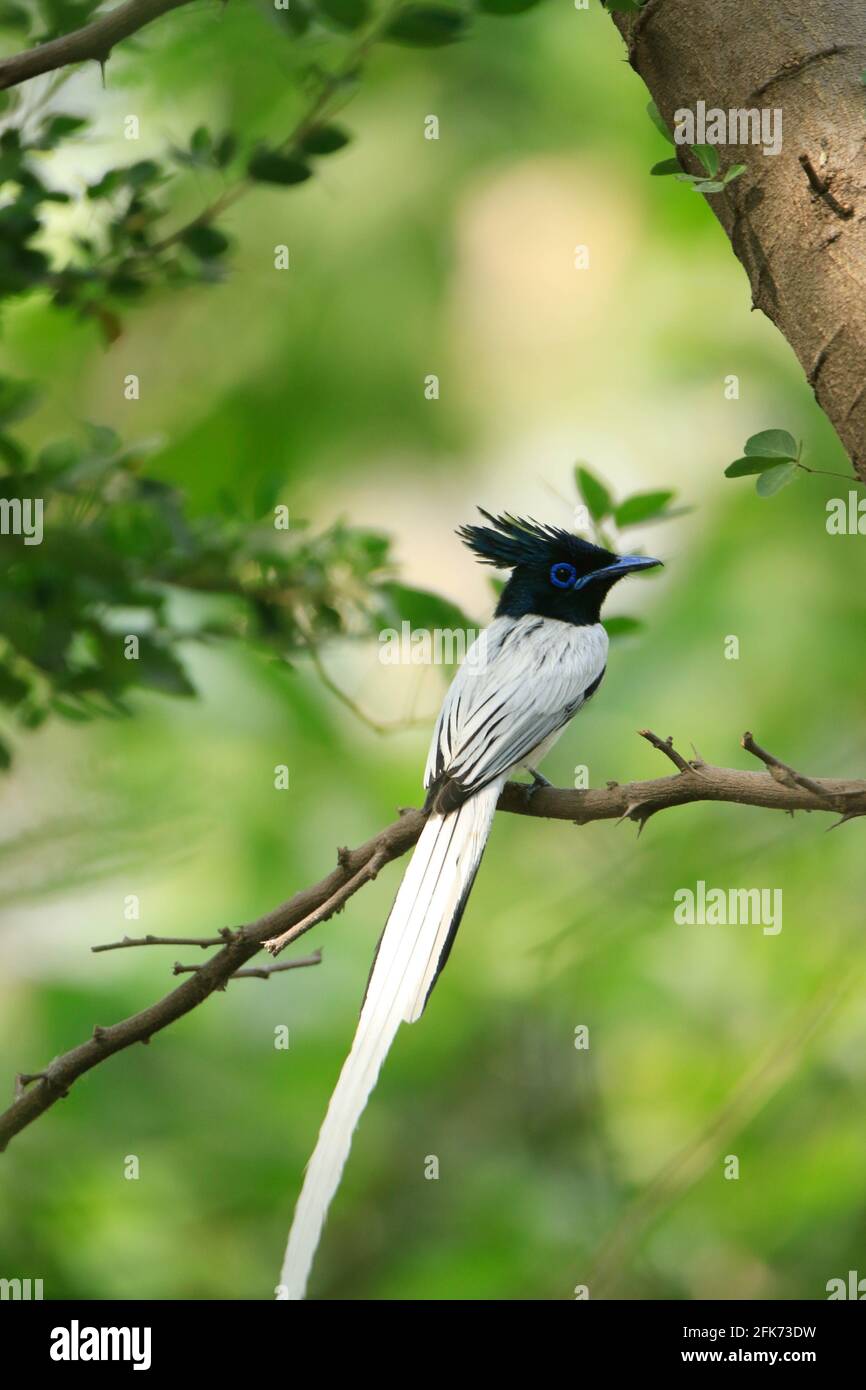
[593,553,663,580]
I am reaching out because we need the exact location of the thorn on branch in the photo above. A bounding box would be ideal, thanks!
[827,811,866,832]
[15,1071,68,1100]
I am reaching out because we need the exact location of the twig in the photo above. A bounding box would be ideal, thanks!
[638,728,705,776]
[93,929,241,953]
[172,951,322,980]
[144,10,390,259]
[264,850,390,957]
[1,729,863,1153]
[741,729,857,810]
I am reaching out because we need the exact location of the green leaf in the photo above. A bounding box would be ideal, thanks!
[85,423,121,456]
[384,5,469,45]
[190,126,211,157]
[279,0,311,33]
[133,640,196,697]
[38,439,80,475]
[181,225,230,259]
[317,0,370,28]
[692,143,719,177]
[381,582,473,635]
[40,114,89,146]
[248,149,312,186]
[723,162,746,185]
[576,465,612,523]
[691,179,725,194]
[0,377,39,425]
[478,0,543,12]
[214,132,237,169]
[125,160,161,188]
[744,429,798,461]
[650,158,680,176]
[756,461,799,496]
[603,615,644,639]
[301,124,351,156]
[646,100,675,145]
[0,664,29,705]
[87,169,124,199]
[725,456,790,478]
[614,490,675,527]
[0,3,30,31]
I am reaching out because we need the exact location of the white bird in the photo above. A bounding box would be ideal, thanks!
[279,512,660,1298]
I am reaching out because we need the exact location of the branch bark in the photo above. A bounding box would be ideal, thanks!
[0,730,862,1154]
[609,1,866,481]
[0,0,196,90]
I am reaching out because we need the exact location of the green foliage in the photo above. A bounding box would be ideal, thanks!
[646,106,745,194]
[646,101,674,144]
[477,0,545,13]
[574,464,682,638]
[724,430,801,496]
[0,379,434,765]
[575,464,611,523]
[0,0,555,343]
[317,0,370,30]
[383,5,470,45]
[300,124,352,156]
[247,148,312,185]
[613,490,675,527]
[755,461,799,496]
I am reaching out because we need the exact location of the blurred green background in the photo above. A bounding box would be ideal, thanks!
[1,0,865,1300]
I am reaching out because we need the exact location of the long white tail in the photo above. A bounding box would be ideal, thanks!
[279,779,502,1299]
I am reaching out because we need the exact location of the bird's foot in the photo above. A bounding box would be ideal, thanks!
[521,767,552,803]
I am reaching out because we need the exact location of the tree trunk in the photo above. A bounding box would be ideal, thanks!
[611,0,866,481]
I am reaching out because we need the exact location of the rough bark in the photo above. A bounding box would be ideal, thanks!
[612,0,866,481]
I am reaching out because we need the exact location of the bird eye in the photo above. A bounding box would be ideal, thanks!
[550,561,577,589]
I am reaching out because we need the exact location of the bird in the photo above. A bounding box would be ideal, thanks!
[280,510,661,1299]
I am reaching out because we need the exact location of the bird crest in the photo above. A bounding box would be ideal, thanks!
[457,509,613,574]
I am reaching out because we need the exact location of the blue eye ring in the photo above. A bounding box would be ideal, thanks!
[550,561,577,589]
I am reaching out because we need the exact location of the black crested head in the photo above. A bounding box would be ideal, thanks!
[458,509,662,626]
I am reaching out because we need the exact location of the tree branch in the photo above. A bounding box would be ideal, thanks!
[1,730,862,1153]
[0,0,197,91]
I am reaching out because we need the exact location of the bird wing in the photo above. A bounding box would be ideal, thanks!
[424,614,608,794]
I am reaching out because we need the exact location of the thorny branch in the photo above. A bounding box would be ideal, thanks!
[1,730,863,1152]
[0,0,197,91]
